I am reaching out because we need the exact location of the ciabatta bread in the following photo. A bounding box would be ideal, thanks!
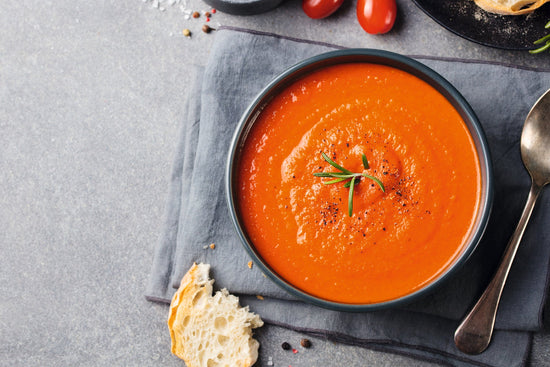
[167,263,264,367]
[473,0,550,15]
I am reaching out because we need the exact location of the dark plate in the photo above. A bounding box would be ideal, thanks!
[412,0,550,50]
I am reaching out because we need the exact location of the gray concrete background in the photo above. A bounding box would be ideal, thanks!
[1,0,549,366]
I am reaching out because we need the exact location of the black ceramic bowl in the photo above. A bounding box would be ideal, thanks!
[226,49,493,311]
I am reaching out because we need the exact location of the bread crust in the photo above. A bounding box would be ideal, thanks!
[473,0,550,15]
[167,263,263,367]
[167,263,207,364]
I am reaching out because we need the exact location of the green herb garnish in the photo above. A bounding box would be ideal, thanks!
[530,20,550,54]
[313,152,385,217]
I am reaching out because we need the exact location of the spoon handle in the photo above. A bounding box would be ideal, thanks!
[454,181,543,355]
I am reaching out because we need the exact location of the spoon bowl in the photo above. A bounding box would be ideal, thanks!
[522,89,550,186]
[454,88,550,354]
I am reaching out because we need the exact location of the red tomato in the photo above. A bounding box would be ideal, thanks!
[302,0,345,19]
[356,0,396,34]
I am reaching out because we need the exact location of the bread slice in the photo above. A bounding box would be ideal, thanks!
[473,0,550,15]
[167,263,264,367]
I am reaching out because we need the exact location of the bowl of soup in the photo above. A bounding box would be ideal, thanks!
[226,49,493,311]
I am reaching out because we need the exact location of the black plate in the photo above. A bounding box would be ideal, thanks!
[412,0,550,50]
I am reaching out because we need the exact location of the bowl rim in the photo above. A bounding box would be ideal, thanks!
[225,48,494,312]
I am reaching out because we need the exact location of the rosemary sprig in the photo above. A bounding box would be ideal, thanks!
[313,152,385,217]
[530,20,550,54]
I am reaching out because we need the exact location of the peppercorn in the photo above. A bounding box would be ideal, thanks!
[182,28,191,37]
[300,338,311,348]
[204,11,211,17]
[192,11,200,18]
[202,24,213,33]
[281,342,291,350]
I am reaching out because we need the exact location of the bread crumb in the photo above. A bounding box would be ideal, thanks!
[247,261,253,269]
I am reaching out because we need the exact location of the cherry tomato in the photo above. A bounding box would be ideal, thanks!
[356,0,396,34]
[302,0,345,19]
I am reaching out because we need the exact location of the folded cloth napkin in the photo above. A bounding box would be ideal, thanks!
[145,27,550,367]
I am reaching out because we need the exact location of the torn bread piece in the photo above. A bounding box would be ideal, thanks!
[168,263,264,367]
[473,0,550,15]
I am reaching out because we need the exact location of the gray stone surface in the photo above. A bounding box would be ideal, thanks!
[1,0,549,366]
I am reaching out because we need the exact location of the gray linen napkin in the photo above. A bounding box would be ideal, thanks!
[146,27,550,367]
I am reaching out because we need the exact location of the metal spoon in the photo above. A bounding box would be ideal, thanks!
[454,88,550,355]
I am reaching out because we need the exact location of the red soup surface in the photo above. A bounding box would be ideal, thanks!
[237,63,481,304]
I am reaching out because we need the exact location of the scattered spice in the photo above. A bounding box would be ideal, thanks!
[300,338,311,348]
[209,243,215,249]
[292,348,298,354]
[281,342,291,350]
[247,260,253,269]
[138,1,219,40]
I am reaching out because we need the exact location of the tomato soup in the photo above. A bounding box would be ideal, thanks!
[236,63,481,304]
